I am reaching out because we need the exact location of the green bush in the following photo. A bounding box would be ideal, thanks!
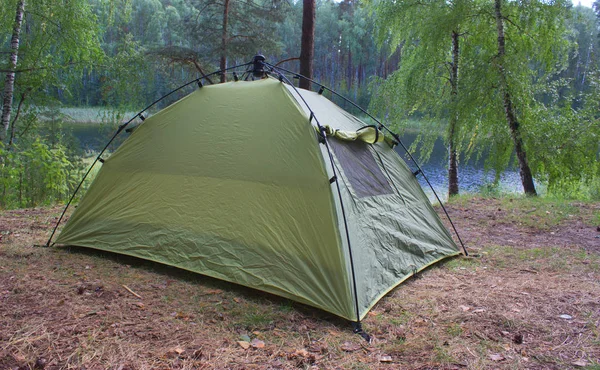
[0,138,83,208]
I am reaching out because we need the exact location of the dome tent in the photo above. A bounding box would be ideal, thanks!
[49,59,465,338]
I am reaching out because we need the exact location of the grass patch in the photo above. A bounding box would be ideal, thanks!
[448,194,586,230]
[446,323,463,337]
[443,255,480,270]
[433,342,456,364]
[483,245,600,273]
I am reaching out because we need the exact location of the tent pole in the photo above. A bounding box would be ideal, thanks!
[264,63,371,342]
[265,63,468,257]
[45,62,253,248]
[45,124,125,247]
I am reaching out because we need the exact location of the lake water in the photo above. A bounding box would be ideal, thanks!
[64,123,522,201]
[396,141,522,202]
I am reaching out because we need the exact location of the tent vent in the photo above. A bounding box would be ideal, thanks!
[329,139,394,198]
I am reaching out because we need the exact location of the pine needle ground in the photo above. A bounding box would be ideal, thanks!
[1,196,598,369]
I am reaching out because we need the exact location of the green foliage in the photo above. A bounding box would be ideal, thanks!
[100,33,151,109]
[368,0,600,197]
[367,0,481,164]
[526,102,600,199]
[2,0,599,208]
[0,138,83,208]
[1,0,104,105]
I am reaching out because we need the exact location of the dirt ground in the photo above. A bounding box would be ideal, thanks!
[0,196,599,369]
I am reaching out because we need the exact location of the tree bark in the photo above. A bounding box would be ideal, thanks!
[299,0,315,90]
[448,30,460,197]
[1,0,25,143]
[8,92,26,150]
[494,0,537,195]
[347,50,353,90]
[220,0,230,83]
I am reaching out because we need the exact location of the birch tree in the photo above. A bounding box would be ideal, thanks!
[369,0,476,197]
[0,0,102,145]
[1,0,25,143]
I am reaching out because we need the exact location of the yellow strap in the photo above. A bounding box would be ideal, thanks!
[323,125,385,144]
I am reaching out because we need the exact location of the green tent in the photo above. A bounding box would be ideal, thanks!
[56,77,461,323]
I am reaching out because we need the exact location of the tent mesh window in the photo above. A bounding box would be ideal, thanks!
[329,139,394,198]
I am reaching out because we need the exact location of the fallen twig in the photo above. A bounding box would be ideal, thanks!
[122,284,142,299]
[519,269,539,274]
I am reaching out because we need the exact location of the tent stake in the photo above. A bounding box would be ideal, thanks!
[352,322,372,343]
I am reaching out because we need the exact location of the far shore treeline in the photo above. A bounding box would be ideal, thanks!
[0,0,599,209]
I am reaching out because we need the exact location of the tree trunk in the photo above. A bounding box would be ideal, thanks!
[448,30,460,197]
[347,50,353,90]
[220,0,230,83]
[1,0,25,143]
[299,0,315,90]
[494,0,537,196]
[8,92,26,150]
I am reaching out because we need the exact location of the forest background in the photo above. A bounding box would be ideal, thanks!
[0,0,599,209]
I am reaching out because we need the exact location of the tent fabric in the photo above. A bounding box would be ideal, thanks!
[285,85,461,319]
[56,77,461,322]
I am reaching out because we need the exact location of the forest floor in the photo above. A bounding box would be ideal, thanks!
[0,196,599,369]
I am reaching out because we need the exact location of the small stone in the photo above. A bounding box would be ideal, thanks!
[489,353,504,362]
[513,333,523,344]
[559,314,572,320]
[237,341,250,350]
[34,358,47,369]
[341,341,361,352]
[379,355,393,362]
